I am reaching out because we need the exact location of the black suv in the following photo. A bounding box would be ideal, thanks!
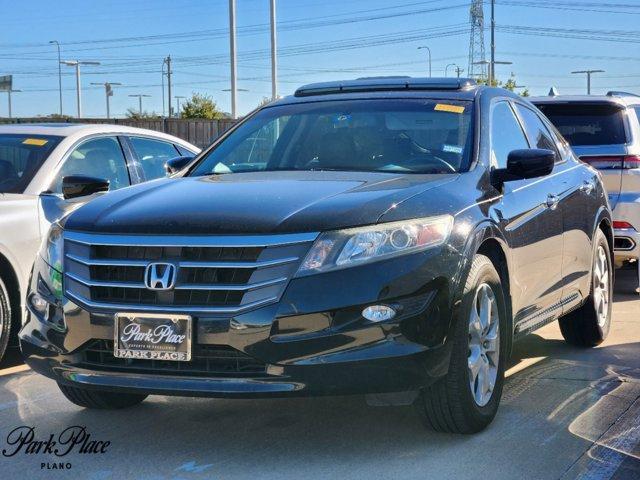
[21,78,613,433]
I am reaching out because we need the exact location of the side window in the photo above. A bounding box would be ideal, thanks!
[544,120,573,161]
[129,137,181,181]
[53,136,130,193]
[513,104,559,155]
[175,144,195,157]
[634,107,640,128]
[490,101,530,169]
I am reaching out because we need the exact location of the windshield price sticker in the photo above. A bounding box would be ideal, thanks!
[434,104,465,114]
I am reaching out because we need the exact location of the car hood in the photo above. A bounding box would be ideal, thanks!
[62,171,459,235]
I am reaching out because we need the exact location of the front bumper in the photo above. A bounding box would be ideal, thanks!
[20,250,457,398]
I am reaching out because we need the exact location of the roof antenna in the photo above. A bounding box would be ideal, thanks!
[548,86,560,97]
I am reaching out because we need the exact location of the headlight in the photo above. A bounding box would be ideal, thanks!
[297,215,453,276]
[40,223,64,273]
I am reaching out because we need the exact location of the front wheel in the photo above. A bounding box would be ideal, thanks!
[0,276,12,364]
[58,384,147,409]
[416,254,508,433]
[559,229,612,347]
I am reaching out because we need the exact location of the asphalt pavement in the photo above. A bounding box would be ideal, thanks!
[1,268,639,480]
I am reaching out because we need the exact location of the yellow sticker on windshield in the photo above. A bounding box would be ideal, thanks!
[22,138,48,146]
[434,104,465,114]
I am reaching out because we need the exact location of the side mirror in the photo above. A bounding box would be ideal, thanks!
[62,175,110,200]
[165,155,194,175]
[491,149,555,186]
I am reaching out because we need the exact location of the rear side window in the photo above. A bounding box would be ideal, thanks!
[634,107,640,127]
[490,102,530,169]
[175,145,194,157]
[129,136,181,181]
[536,103,627,146]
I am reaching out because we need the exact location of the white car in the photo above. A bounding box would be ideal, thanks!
[532,93,640,292]
[0,123,199,360]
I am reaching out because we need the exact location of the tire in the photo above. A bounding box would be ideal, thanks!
[58,384,147,409]
[0,276,12,364]
[559,229,612,347]
[416,254,508,434]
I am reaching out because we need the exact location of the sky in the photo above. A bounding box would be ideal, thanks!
[1,0,640,119]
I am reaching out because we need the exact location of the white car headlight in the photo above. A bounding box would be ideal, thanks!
[40,223,64,273]
[297,215,453,276]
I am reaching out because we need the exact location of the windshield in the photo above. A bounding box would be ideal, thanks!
[0,134,63,193]
[190,99,474,176]
[536,103,627,146]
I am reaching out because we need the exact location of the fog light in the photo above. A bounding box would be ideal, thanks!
[29,293,51,322]
[362,305,397,322]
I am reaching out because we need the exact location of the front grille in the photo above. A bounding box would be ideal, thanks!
[63,232,317,313]
[77,340,267,377]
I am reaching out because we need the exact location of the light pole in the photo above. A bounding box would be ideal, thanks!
[490,0,495,85]
[229,0,238,119]
[163,56,172,117]
[49,40,62,115]
[571,70,604,95]
[270,0,278,100]
[61,60,100,117]
[445,63,457,77]
[473,60,511,84]
[161,61,166,118]
[175,95,186,117]
[91,82,121,119]
[129,94,151,115]
[417,46,432,77]
[6,89,21,119]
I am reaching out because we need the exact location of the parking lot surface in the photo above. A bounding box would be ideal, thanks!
[1,268,639,480]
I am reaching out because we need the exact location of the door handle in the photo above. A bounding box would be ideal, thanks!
[580,180,595,195]
[546,194,560,210]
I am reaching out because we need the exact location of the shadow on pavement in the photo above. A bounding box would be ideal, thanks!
[1,337,637,479]
[0,263,638,479]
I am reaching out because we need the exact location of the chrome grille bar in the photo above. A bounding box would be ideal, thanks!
[65,231,318,247]
[65,290,280,314]
[66,253,300,269]
[65,271,288,291]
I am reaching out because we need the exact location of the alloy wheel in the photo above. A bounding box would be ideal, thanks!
[593,245,610,327]
[468,283,500,407]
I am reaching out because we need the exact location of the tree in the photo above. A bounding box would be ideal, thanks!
[477,73,529,97]
[125,108,160,119]
[180,93,226,119]
[257,96,273,108]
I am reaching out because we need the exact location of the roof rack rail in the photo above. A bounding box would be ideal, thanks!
[606,91,640,98]
[294,77,477,97]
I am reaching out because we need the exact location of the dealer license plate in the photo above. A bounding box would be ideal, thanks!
[114,313,192,362]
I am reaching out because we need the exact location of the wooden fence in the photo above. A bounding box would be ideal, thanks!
[0,117,238,149]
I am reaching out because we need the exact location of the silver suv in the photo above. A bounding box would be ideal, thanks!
[532,92,640,292]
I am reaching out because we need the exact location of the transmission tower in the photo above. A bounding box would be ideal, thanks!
[468,0,487,80]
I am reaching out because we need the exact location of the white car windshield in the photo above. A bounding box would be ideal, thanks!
[0,134,63,193]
